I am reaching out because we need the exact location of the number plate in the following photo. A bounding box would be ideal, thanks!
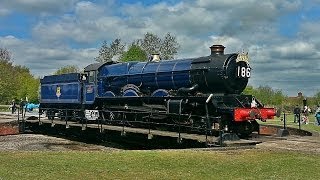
[85,110,99,120]
[236,66,251,78]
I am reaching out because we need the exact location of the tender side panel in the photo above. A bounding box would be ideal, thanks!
[41,82,81,104]
[40,73,81,104]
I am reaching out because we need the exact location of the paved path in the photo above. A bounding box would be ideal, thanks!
[0,111,44,122]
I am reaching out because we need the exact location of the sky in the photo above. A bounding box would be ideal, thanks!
[0,0,320,97]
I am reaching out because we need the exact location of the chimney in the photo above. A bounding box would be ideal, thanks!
[151,53,161,62]
[210,45,225,55]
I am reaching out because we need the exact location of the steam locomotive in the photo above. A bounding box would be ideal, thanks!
[40,45,276,137]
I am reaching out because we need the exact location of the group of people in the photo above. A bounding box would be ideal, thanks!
[9,98,29,114]
[293,105,320,126]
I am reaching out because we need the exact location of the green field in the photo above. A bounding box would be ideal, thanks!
[0,150,319,180]
[261,113,320,133]
[0,105,10,112]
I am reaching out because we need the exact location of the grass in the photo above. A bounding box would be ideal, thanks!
[261,113,320,133]
[0,105,10,112]
[0,150,320,180]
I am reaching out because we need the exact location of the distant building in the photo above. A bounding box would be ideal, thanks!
[288,92,315,107]
[288,92,304,100]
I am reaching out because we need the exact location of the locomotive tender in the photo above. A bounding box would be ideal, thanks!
[40,45,276,137]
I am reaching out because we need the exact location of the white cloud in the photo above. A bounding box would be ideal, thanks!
[0,8,10,16]
[299,21,320,48]
[0,0,79,15]
[75,1,105,19]
[271,41,317,59]
[30,0,289,50]
[0,36,97,76]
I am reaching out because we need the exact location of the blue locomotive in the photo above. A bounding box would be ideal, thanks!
[40,45,276,136]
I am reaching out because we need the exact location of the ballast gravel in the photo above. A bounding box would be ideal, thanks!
[0,134,118,151]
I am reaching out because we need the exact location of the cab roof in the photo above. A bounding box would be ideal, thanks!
[84,61,119,72]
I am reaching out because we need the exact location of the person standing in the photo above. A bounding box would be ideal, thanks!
[293,105,300,123]
[315,105,320,126]
[11,99,16,114]
[302,106,309,124]
[19,98,26,115]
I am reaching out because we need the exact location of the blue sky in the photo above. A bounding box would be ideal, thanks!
[0,0,320,96]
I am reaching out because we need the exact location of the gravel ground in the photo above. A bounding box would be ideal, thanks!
[0,134,119,151]
[0,113,120,151]
[1,133,319,153]
[256,135,320,154]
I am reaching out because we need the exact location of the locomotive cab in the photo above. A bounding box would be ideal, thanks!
[83,62,107,104]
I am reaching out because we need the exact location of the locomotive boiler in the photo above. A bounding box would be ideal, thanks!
[40,45,276,137]
[96,45,249,97]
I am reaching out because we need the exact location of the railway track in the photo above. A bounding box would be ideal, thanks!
[1,112,319,151]
[1,112,261,148]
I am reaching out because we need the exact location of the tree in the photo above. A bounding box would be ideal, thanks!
[138,32,161,56]
[0,60,15,103]
[136,32,180,60]
[95,39,125,62]
[0,48,15,103]
[313,91,320,105]
[160,32,180,59]
[120,45,147,62]
[54,65,80,75]
[0,48,11,62]
[242,85,255,95]
[95,33,180,63]
[242,85,286,106]
[272,89,286,106]
[15,65,40,103]
[0,48,40,103]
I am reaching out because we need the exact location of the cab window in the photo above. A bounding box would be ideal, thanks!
[89,71,95,83]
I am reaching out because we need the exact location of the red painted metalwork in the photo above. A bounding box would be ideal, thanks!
[234,108,276,122]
